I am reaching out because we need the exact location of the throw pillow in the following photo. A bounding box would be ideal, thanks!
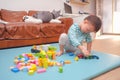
[33,11,53,23]
[23,16,42,23]
[0,19,8,24]
[49,19,61,23]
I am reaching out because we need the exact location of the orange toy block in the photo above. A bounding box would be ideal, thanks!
[64,60,71,64]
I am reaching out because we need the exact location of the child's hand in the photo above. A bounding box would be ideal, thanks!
[80,46,90,57]
[56,51,63,56]
[84,51,90,57]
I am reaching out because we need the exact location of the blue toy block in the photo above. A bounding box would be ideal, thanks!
[31,49,40,53]
[68,52,74,56]
[60,60,65,65]
[24,57,29,61]
[11,68,20,73]
[92,55,99,59]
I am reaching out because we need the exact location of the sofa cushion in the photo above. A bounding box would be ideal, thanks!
[28,10,37,16]
[1,9,27,22]
[5,22,45,39]
[40,23,65,37]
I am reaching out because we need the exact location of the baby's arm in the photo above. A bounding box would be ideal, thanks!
[78,45,90,56]
[87,42,92,54]
[83,33,92,56]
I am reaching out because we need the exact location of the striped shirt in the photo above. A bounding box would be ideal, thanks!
[68,23,92,47]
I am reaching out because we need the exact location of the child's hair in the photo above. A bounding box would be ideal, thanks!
[84,15,102,32]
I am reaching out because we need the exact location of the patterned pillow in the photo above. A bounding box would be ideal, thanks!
[33,11,53,23]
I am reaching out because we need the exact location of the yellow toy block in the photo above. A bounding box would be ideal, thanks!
[74,56,79,61]
[14,59,19,64]
[42,58,48,68]
[28,70,35,75]
[31,64,37,71]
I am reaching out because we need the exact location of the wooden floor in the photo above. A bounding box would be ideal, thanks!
[91,35,120,80]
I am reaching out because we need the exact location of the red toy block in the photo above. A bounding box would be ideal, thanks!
[77,53,84,59]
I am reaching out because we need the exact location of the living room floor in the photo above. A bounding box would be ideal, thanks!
[91,35,120,80]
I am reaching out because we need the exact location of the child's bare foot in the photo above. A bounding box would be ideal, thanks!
[56,51,63,56]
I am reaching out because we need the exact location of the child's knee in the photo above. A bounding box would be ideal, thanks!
[59,33,68,45]
[60,33,67,38]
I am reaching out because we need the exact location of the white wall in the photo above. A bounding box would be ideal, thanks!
[0,0,64,11]
[0,0,95,14]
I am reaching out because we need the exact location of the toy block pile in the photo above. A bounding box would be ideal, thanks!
[10,45,71,75]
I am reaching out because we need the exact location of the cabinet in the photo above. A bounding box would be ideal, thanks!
[70,0,89,5]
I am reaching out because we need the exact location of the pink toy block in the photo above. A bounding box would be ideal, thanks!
[16,64,21,69]
[37,68,46,73]
[22,53,27,57]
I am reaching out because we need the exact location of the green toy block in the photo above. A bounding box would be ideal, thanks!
[59,67,63,73]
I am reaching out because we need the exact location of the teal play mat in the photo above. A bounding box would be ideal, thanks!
[0,43,120,80]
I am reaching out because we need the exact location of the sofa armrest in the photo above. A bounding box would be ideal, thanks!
[59,18,73,33]
[0,23,5,39]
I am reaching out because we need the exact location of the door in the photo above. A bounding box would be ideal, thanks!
[102,0,113,33]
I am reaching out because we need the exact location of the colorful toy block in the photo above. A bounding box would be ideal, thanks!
[31,45,40,53]
[77,53,84,58]
[68,52,74,56]
[60,60,65,66]
[11,67,20,73]
[64,60,71,64]
[77,53,99,60]
[31,49,40,53]
[92,55,99,59]
[10,44,73,75]
[48,46,57,51]
[28,70,35,75]
[59,67,63,73]
[37,68,46,73]
[74,56,79,61]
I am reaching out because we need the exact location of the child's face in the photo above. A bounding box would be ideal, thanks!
[80,20,95,33]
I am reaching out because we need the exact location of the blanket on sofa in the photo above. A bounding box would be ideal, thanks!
[0,22,65,40]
